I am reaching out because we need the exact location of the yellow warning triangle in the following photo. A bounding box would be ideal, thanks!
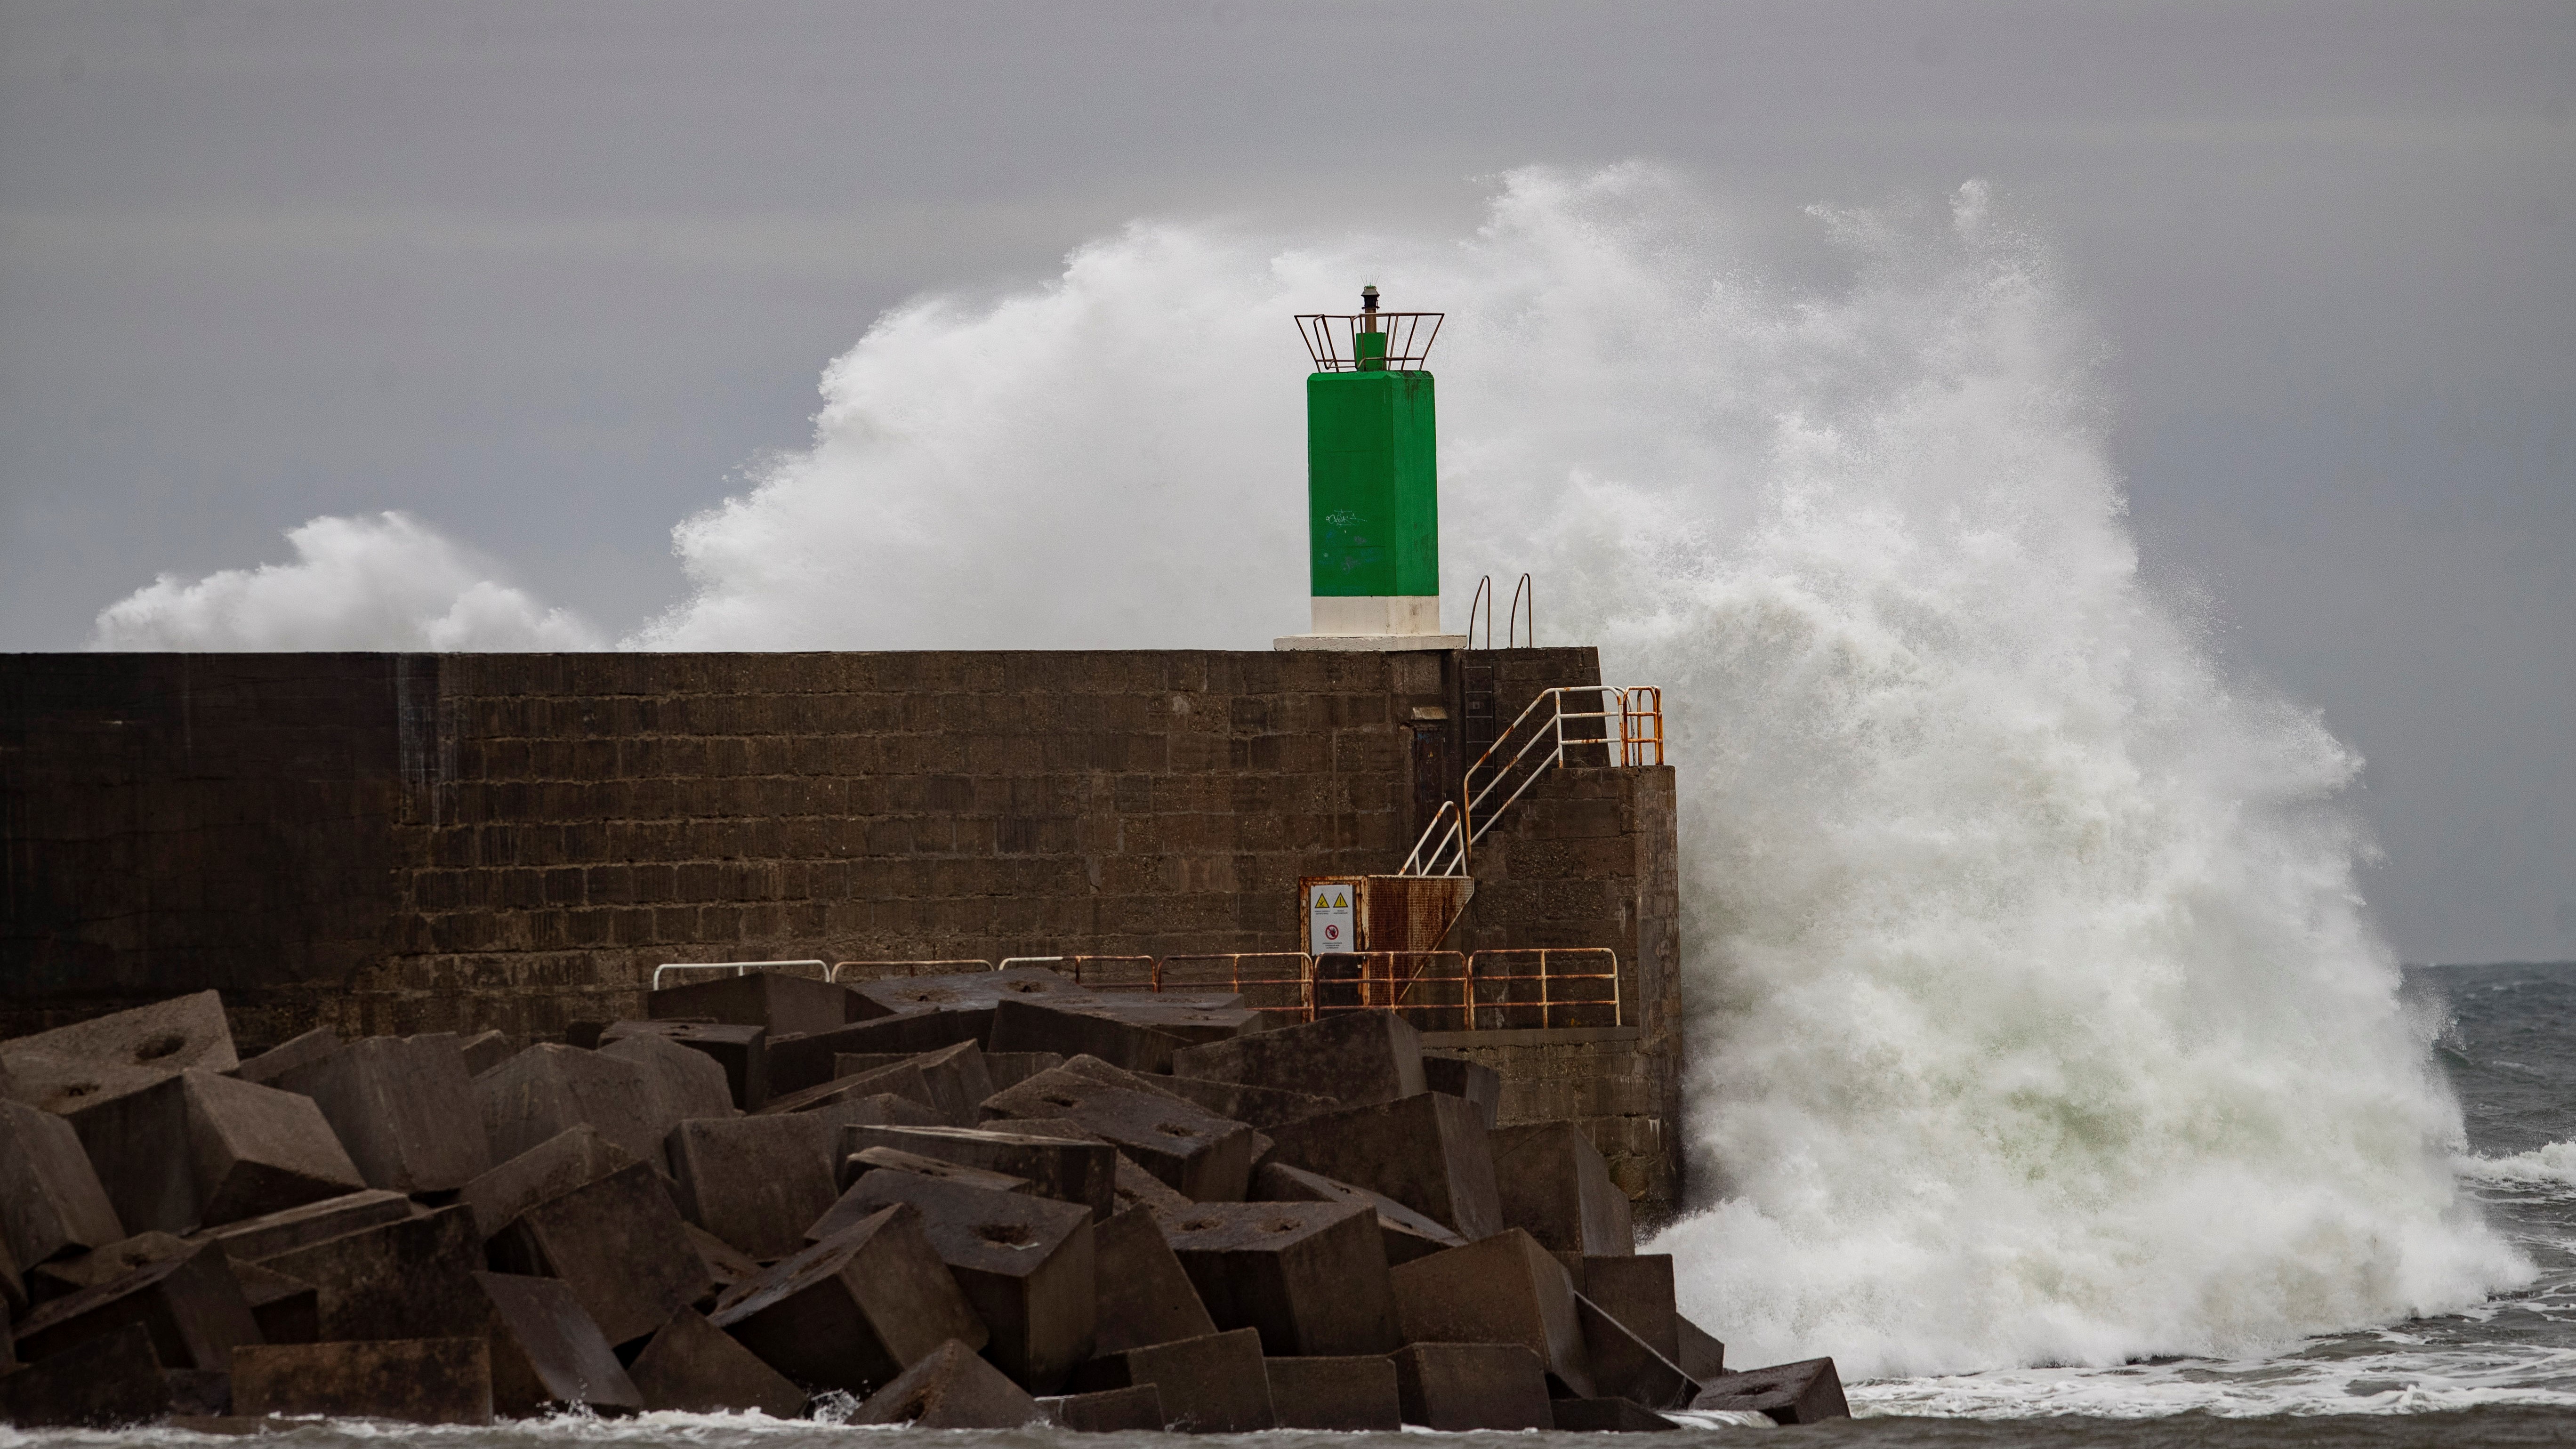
[1332,891,1347,908]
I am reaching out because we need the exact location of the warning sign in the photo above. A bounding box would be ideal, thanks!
[1307,882,1356,954]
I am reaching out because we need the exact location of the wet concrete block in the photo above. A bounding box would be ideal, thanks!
[1554,1396,1682,1431]
[982,1068,1254,1202]
[232,1028,338,1089]
[1388,1229,1594,1397]
[0,1098,125,1266]
[71,1071,365,1233]
[835,1170,1096,1392]
[603,1021,768,1110]
[1168,1012,1425,1109]
[849,1144,1031,1194]
[1160,1201,1397,1355]
[1069,1326,1274,1432]
[27,1230,192,1303]
[475,1044,664,1167]
[1576,1294,1696,1409]
[11,1240,260,1370]
[757,1057,936,1117]
[198,1187,418,1263]
[487,1161,710,1346]
[473,1271,643,1417]
[1420,1056,1502,1128]
[0,1322,169,1427]
[164,1367,232,1417]
[838,1039,994,1125]
[1582,1253,1679,1361]
[648,972,864,1039]
[1676,1314,1725,1380]
[1115,1154,1195,1216]
[1265,1354,1401,1430]
[274,1035,491,1194]
[458,1030,515,1077]
[458,1125,643,1240]
[1155,1075,1334,1131]
[2,991,239,1114]
[1262,1092,1500,1239]
[231,1338,493,1425]
[1092,1206,1216,1354]
[667,1114,837,1260]
[990,998,1186,1074]
[626,1307,806,1417]
[229,1258,318,1344]
[1252,1162,1466,1265]
[260,1202,484,1343]
[839,1124,1117,1221]
[600,1033,739,1151]
[712,1202,984,1395]
[1690,1357,1846,1423]
[850,1337,1042,1427]
[984,1052,1065,1092]
[1390,1342,1553,1430]
[1491,1121,1633,1256]
[1037,1383,1165,1431]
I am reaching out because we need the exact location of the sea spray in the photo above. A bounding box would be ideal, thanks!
[91,163,2529,1378]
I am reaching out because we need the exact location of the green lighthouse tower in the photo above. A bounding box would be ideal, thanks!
[1276,287,1465,650]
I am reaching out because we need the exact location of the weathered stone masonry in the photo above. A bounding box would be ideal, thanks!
[3,648,1684,1212]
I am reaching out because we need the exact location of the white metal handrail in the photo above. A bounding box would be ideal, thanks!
[828,960,996,982]
[649,959,828,991]
[1401,684,1663,878]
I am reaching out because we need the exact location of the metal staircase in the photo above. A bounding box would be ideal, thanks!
[1400,683,1664,878]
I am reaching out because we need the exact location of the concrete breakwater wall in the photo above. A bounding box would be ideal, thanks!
[2,649,1683,1212]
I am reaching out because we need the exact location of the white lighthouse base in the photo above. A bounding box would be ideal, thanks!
[1274,596,1466,652]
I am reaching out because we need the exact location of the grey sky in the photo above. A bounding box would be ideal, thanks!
[1,0,2569,962]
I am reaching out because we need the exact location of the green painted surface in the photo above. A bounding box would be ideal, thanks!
[1306,369,1438,597]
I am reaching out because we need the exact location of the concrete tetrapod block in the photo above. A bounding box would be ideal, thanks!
[0,1098,126,1267]
[600,1033,739,1140]
[1553,1397,1682,1431]
[665,1114,837,1260]
[1676,1314,1726,1379]
[11,1240,260,1370]
[232,1338,494,1425]
[828,1171,1096,1392]
[758,1057,937,1118]
[1491,1121,1634,1256]
[1167,1011,1425,1108]
[806,1091,945,1133]
[232,1028,339,1089]
[1388,1228,1594,1398]
[711,1202,984,1396]
[1058,998,1263,1046]
[684,1222,760,1301]
[458,1030,515,1078]
[982,1067,1254,1202]
[0,1322,169,1427]
[1154,1075,1335,1131]
[838,1124,1118,1220]
[1068,1326,1274,1432]
[1159,1201,1398,1356]
[475,1044,665,1167]
[1,991,239,1113]
[627,1307,806,1417]
[767,1013,995,1096]
[850,1337,1042,1427]
[1689,1357,1849,1423]
[1575,1293,1698,1409]
[1582,1253,1680,1360]
[196,1187,419,1263]
[1419,1055,1503,1128]
[989,998,1188,1074]
[648,972,867,1039]
[69,1070,364,1234]
[1390,1342,1553,1430]
[230,1257,319,1344]
[27,1230,192,1302]
[459,1125,643,1240]
[1038,1384,1165,1431]
[847,1144,1031,1194]
[852,966,1095,1019]
[273,1035,491,1194]
[472,1272,643,1418]
[1092,1206,1216,1355]
[1116,1154,1196,1216]
[844,1040,994,1125]
[603,1021,769,1110]
[1261,1091,1501,1239]
[487,1161,710,1346]
[1265,1354,1402,1430]
[984,1052,1066,1092]
[259,1202,484,1343]
[1252,1161,1466,1265]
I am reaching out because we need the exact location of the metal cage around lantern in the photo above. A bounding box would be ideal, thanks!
[1295,312,1443,371]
